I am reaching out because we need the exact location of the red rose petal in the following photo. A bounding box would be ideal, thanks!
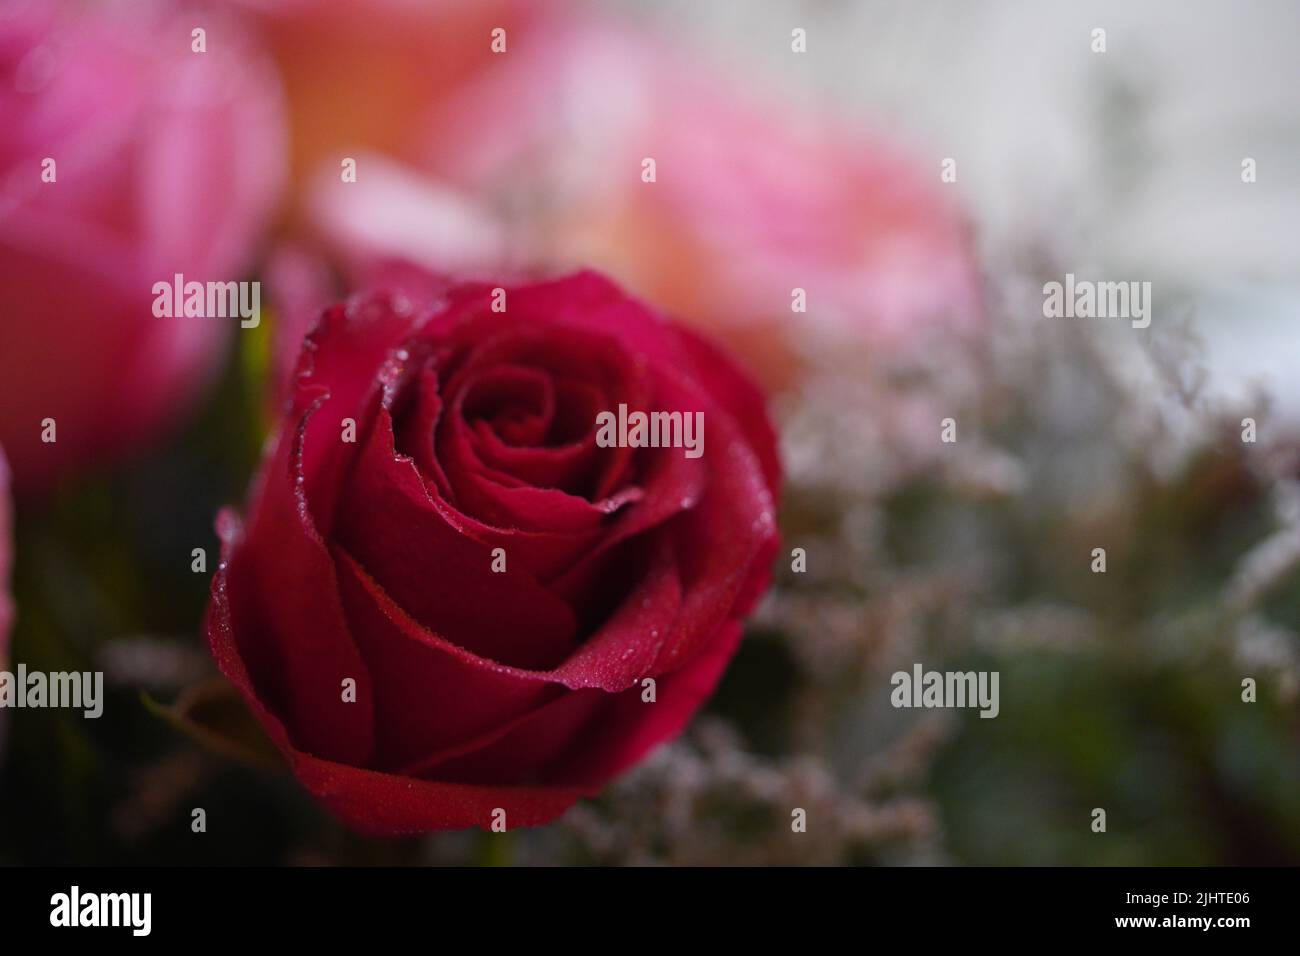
[210,550,580,834]
[550,620,745,787]
[408,619,744,790]
[335,403,578,669]
[287,750,587,836]
[212,504,373,766]
[291,293,431,535]
[332,548,562,771]
[671,322,783,498]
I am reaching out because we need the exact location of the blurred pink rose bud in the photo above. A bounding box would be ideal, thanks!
[418,20,983,387]
[0,1,287,493]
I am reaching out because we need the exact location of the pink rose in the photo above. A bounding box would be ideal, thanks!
[413,19,982,386]
[0,1,286,492]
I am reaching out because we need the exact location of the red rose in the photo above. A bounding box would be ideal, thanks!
[207,272,780,833]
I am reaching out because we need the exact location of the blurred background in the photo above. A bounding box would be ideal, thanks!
[1,0,1299,865]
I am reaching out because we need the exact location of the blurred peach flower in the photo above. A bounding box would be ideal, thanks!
[238,0,549,220]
